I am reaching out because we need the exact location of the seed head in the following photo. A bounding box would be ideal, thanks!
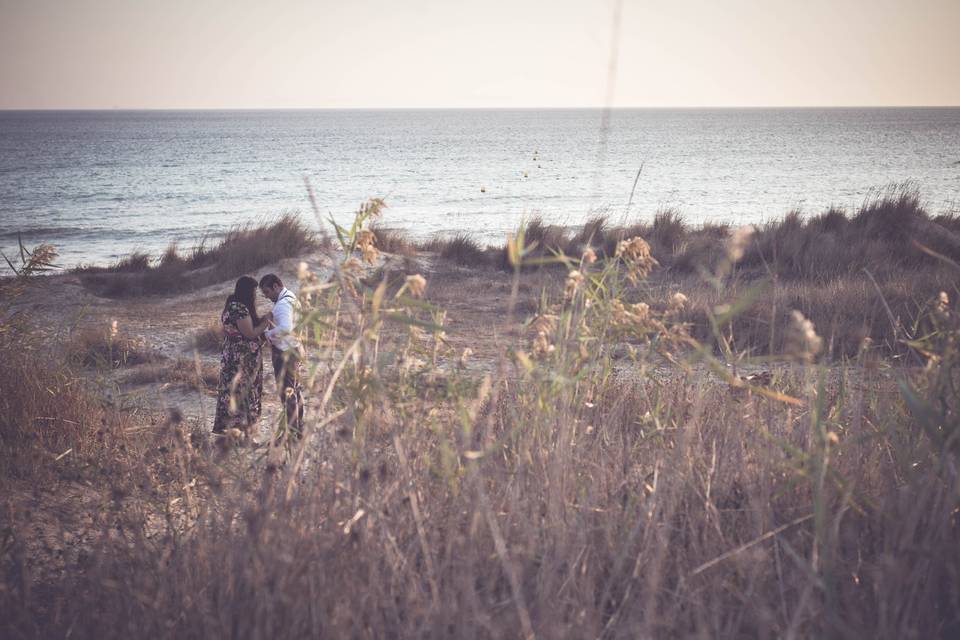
[405,274,427,298]
[564,269,585,300]
[360,198,387,219]
[785,310,822,363]
[935,291,950,318]
[582,246,597,265]
[669,292,688,313]
[726,225,755,264]
[357,230,379,264]
[532,330,555,358]
[615,236,658,282]
[528,313,559,336]
[342,256,363,275]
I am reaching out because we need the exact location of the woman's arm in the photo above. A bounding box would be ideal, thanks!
[236,312,273,339]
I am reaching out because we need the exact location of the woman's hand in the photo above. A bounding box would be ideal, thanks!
[256,312,273,335]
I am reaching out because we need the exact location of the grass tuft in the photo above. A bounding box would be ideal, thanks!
[76,214,320,297]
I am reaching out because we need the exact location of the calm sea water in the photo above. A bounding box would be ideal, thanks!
[2,108,959,272]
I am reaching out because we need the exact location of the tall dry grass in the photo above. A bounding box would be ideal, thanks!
[3,196,959,638]
[76,214,320,297]
[417,186,959,358]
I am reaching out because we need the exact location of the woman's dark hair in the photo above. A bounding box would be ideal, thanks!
[224,276,260,325]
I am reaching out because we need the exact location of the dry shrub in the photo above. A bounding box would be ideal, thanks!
[4,194,960,639]
[649,207,686,254]
[78,214,319,297]
[522,216,571,256]
[649,265,956,359]
[434,233,490,267]
[494,217,576,271]
[0,338,139,480]
[124,358,219,390]
[190,321,224,353]
[569,214,608,250]
[4,365,957,637]
[108,251,151,273]
[740,184,960,280]
[66,327,161,369]
[370,224,418,257]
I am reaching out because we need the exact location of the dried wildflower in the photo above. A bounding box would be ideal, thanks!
[399,354,428,373]
[458,347,473,368]
[342,256,363,275]
[610,299,649,325]
[110,319,119,339]
[726,225,755,264]
[297,261,311,281]
[404,274,427,298]
[407,325,428,343]
[935,291,950,318]
[360,198,387,219]
[609,300,669,340]
[669,292,688,313]
[785,310,822,363]
[357,229,379,264]
[225,428,245,445]
[582,246,597,265]
[513,349,534,371]
[532,330,555,358]
[564,269,585,300]
[615,236,659,282]
[528,313,559,336]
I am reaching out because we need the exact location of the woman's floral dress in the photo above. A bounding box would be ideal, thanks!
[213,301,264,434]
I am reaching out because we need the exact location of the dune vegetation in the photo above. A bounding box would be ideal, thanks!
[372,184,960,359]
[2,190,959,638]
[75,214,320,297]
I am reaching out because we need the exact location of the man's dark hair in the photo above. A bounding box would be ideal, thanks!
[259,273,283,289]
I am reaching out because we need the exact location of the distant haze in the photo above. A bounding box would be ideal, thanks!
[1,0,959,109]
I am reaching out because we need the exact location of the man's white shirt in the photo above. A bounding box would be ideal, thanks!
[264,287,302,353]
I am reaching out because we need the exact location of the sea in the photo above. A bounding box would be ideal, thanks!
[1,108,959,272]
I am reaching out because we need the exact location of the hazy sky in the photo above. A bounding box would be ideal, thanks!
[1,0,958,109]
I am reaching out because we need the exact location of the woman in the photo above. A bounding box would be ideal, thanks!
[213,276,272,439]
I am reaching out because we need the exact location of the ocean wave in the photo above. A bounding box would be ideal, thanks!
[0,226,94,240]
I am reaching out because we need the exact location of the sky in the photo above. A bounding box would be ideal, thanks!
[1,0,958,109]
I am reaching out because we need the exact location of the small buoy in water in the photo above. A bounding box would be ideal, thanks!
[480,186,486,193]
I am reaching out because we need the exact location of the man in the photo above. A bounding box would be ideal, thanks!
[259,273,305,441]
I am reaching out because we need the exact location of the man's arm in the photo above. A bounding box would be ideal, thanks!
[264,300,293,341]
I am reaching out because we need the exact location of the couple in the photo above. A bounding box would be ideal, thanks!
[212,273,304,444]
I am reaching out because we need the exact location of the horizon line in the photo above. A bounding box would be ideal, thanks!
[2,104,960,112]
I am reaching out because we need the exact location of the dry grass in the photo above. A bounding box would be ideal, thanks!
[422,185,960,280]
[3,194,960,638]
[370,224,418,257]
[431,232,491,266]
[419,186,959,358]
[66,327,161,369]
[76,214,320,297]
[0,333,152,481]
[123,358,219,390]
[189,320,225,353]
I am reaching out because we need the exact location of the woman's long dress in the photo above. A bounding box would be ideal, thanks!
[213,301,264,434]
